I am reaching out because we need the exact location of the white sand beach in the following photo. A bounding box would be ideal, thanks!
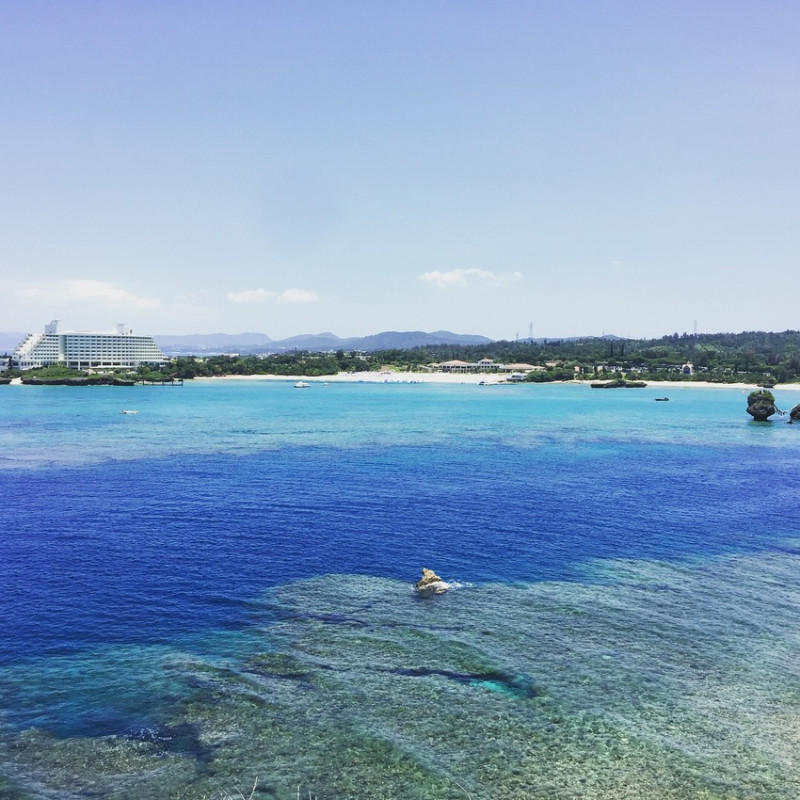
[9,372,799,390]
[195,372,800,390]
[196,371,503,385]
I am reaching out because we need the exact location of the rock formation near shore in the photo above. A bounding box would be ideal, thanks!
[790,404,800,422]
[746,390,776,421]
[414,567,449,595]
[589,379,647,388]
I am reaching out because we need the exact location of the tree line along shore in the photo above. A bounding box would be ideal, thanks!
[4,330,800,385]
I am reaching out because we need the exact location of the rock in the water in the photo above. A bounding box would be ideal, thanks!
[790,404,800,422]
[746,390,776,421]
[415,567,449,595]
[589,379,647,388]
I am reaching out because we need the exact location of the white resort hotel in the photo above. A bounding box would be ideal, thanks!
[13,320,165,370]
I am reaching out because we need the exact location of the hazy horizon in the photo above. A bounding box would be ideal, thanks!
[2,323,797,349]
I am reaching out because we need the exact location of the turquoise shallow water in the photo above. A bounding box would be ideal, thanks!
[0,380,789,467]
[1,380,800,798]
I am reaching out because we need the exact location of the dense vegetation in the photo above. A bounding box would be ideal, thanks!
[10,364,138,385]
[155,330,800,384]
[6,331,800,384]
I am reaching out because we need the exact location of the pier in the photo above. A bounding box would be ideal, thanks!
[139,378,184,386]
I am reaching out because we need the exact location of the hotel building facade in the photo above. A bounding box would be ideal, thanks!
[13,321,165,370]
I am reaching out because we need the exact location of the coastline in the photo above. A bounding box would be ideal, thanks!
[193,372,800,390]
[195,371,504,385]
[8,371,799,390]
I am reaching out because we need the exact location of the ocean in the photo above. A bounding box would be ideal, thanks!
[1,379,800,799]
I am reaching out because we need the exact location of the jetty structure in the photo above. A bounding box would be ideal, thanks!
[13,320,165,370]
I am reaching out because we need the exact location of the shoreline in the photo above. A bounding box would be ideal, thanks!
[192,372,800,390]
[7,372,799,390]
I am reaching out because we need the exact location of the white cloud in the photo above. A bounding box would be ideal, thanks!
[419,268,523,289]
[15,280,158,308]
[226,287,319,306]
[173,291,204,305]
[277,288,319,304]
[226,288,275,304]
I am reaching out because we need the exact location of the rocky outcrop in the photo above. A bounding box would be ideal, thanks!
[414,567,449,595]
[746,390,776,421]
[590,379,647,388]
[790,404,800,422]
[20,376,137,386]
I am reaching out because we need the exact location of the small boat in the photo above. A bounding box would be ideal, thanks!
[120,409,139,414]
[294,381,310,388]
[655,397,670,402]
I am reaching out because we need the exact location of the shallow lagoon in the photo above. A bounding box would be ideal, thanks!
[1,381,799,798]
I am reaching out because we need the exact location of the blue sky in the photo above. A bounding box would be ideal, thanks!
[2,1,798,340]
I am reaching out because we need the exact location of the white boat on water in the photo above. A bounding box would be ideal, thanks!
[294,381,310,388]
[120,409,138,414]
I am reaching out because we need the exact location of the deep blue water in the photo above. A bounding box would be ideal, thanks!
[2,381,798,667]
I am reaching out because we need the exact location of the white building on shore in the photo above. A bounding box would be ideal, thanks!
[13,320,165,370]
[430,358,542,376]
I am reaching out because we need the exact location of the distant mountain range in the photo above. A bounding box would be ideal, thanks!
[0,329,624,355]
[0,329,492,354]
[152,330,494,354]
